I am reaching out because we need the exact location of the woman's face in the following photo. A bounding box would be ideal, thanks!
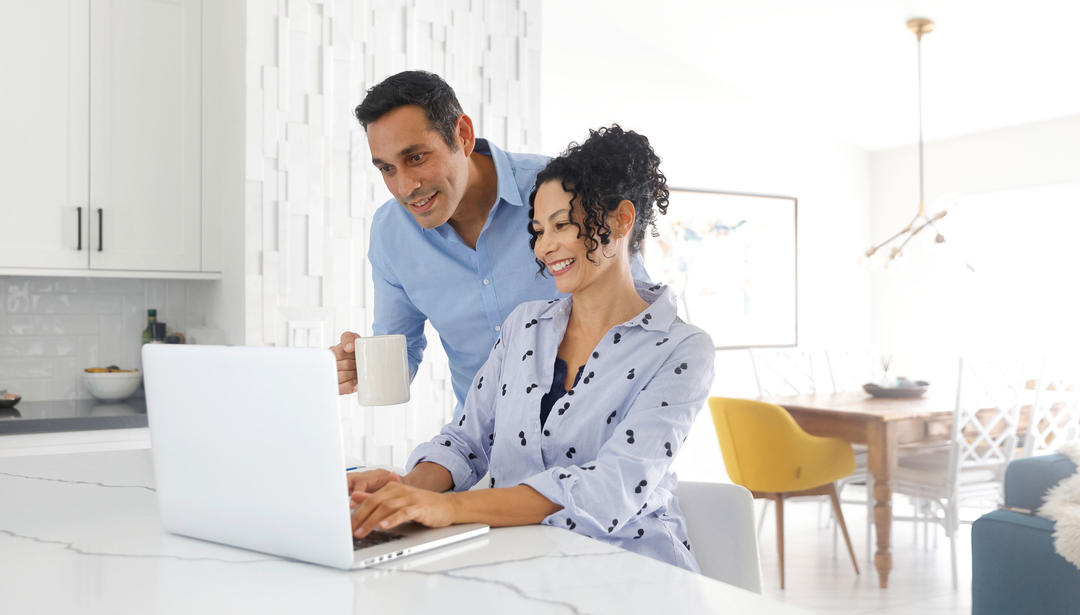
[531,180,625,295]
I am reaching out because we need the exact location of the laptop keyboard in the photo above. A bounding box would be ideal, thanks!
[353,530,406,551]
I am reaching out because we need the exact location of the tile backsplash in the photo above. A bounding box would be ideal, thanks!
[0,277,213,401]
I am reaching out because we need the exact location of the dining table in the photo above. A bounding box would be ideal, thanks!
[759,391,959,589]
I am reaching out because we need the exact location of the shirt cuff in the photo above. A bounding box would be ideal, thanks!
[406,442,476,492]
[521,469,577,515]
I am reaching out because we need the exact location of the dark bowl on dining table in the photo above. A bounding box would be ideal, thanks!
[863,381,930,399]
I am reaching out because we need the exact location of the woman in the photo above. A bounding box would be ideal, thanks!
[348,125,715,571]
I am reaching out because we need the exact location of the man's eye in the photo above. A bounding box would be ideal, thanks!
[410,153,424,163]
[378,166,392,174]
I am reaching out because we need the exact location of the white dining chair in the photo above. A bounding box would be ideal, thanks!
[748,348,820,398]
[675,481,763,594]
[1023,365,1079,457]
[891,356,1036,589]
[748,348,836,536]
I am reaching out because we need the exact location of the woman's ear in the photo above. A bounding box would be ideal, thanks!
[615,200,636,239]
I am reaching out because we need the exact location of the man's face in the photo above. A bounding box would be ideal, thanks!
[367,105,471,229]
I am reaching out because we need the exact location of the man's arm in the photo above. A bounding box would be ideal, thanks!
[333,247,428,395]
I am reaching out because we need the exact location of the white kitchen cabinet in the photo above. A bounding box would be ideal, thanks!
[0,0,218,278]
[0,0,90,270]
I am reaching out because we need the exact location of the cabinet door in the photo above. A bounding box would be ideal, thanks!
[89,0,201,271]
[0,0,90,269]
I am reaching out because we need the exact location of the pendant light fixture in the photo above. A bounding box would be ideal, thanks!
[865,18,948,264]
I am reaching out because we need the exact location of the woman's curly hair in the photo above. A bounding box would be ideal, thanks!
[528,124,669,275]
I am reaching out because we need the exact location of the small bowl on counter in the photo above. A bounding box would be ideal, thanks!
[83,367,142,401]
[0,391,21,408]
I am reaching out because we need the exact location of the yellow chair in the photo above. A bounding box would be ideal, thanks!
[709,396,860,589]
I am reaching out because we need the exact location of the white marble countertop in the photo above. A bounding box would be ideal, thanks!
[0,450,804,614]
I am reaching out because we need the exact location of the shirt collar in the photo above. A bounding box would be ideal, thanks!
[475,138,526,208]
[535,281,678,333]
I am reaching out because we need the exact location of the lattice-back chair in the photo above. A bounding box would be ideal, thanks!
[949,356,1033,480]
[1023,363,1080,457]
[824,348,883,394]
[748,348,819,398]
[893,355,1036,588]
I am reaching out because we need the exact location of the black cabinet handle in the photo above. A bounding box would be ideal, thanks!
[97,208,103,252]
[76,207,83,251]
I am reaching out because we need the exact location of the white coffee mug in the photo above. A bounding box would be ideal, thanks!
[354,334,411,406]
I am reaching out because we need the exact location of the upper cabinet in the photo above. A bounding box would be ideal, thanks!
[0,0,218,278]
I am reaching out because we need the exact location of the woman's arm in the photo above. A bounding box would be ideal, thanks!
[350,482,561,537]
[402,461,455,492]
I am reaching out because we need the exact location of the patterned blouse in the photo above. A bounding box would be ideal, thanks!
[406,282,716,572]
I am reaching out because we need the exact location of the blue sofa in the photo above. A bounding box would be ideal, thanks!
[971,453,1079,615]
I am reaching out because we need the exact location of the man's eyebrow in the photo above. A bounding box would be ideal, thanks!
[371,144,428,166]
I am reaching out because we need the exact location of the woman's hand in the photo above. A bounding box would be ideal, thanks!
[350,482,457,538]
[346,468,402,497]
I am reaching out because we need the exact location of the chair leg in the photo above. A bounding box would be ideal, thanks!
[865,476,874,565]
[827,482,860,576]
[947,499,958,589]
[756,499,769,539]
[913,497,920,545]
[775,494,786,590]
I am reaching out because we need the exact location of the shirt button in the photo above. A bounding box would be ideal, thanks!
[482,278,490,285]
[494,325,501,331]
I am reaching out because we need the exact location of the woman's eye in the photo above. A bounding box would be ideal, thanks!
[555,222,569,230]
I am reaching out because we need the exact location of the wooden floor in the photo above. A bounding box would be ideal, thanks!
[755,489,976,615]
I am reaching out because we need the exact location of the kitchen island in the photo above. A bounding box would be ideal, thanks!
[0,449,804,614]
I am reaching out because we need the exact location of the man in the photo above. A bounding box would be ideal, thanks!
[333,71,645,413]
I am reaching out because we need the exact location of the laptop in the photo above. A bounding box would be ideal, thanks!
[142,344,489,570]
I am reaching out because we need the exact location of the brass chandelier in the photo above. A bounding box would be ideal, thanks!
[865,18,948,264]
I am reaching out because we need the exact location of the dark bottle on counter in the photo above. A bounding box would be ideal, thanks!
[141,309,158,344]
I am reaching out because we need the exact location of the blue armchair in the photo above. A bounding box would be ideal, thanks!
[971,453,1079,615]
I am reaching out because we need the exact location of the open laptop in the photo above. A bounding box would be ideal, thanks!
[142,344,488,570]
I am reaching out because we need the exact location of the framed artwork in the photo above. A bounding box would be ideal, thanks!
[642,189,797,348]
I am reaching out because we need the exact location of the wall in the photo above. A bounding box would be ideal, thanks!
[868,114,1080,385]
[244,0,541,467]
[540,1,875,482]
[0,277,211,401]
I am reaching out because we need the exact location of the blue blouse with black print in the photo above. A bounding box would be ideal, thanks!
[406,281,716,572]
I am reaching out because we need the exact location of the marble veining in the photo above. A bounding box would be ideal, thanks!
[1,450,805,614]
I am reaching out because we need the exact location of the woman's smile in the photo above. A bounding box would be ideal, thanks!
[548,258,576,276]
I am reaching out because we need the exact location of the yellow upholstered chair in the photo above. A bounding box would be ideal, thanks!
[709,396,860,589]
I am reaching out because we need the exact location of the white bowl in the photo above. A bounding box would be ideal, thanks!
[83,371,142,401]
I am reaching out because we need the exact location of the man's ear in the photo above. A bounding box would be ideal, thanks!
[615,200,637,238]
[456,113,476,157]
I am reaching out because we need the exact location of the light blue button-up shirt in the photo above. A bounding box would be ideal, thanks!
[406,282,716,572]
[368,139,648,410]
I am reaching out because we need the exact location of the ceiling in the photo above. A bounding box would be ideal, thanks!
[541,0,1080,151]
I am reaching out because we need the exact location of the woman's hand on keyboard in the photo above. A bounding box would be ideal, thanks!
[350,482,454,538]
[346,469,402,498]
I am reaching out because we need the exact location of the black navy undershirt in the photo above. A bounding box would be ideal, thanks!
[540,357,585,428]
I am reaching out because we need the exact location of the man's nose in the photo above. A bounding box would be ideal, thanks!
[396,170,421,198]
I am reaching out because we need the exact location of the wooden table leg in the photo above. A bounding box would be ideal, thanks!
[867,421,898,588]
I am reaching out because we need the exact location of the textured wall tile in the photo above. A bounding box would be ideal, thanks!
[247,0,539,464]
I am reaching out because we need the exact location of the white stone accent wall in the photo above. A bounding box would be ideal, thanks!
[244,0,541,467]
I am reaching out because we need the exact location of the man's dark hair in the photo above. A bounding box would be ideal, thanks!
[528,124,669,275]
[354,71,464,150]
